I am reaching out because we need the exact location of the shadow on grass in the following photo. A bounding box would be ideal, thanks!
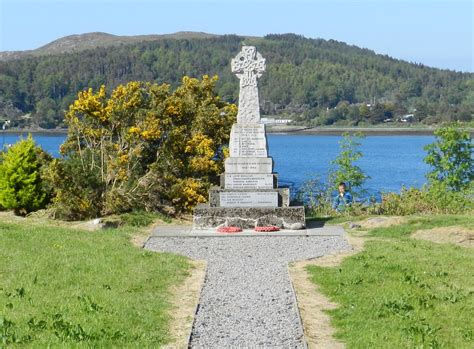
[305,217,334,228]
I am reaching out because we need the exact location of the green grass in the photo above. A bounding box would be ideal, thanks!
[120,210,173,227]
[0,221,190,347]
[368,214,474,238]
[307,215,474,348]
[306,215,366,225]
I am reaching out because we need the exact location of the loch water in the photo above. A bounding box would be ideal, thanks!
[2,133,434,196]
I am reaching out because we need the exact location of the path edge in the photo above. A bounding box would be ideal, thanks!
[163,259,208,349]
[286,265,309,349]
[288,232,366,348]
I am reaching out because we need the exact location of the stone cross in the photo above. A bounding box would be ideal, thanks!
[231,46,266,124]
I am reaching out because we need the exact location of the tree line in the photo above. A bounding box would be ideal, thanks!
[0,34,472,128]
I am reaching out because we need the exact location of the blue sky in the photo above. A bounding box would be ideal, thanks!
[0,0,472,72]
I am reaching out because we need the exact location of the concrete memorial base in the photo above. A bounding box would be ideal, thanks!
[193,205,306,230]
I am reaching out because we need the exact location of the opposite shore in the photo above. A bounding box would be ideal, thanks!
[5,125,474,136]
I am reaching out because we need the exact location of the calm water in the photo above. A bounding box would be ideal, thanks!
[268,134,432,195]
[2,133,66,158]
[2,133,433,195]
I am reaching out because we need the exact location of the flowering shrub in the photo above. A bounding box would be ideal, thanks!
[48,76,236,219]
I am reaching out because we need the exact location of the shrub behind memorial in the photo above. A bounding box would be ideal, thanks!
[0,136,51,215]
[329,132,369,198]
[48,76,236,220]
[379,125,473,215]
[424,124,473,192]
[379,185,473,215]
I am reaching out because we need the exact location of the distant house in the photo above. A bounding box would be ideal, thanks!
[399,114,414,123]
[261,118,292,125]
[274,119,292,124]
[260,117,275,124]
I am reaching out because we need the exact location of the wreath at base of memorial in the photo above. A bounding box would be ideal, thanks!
[254,226,281,232]
[217,226,243,233]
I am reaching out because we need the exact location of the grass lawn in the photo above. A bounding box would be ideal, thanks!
[0,219,190,347]
[307,215,474,348]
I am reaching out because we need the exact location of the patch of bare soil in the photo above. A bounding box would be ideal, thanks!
[357,216,407,229]
[412,226,474,248]
[0,210,76,228]
[0,211,24,223]
[289,234,365,348]
[129,231,149,248]
[163,260,207,349]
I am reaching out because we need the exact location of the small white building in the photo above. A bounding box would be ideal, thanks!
[261,118,292,125]
[274,119,292,124]
[399,114,414,122]
[260,117,275,124]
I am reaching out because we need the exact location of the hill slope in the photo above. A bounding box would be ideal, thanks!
[0,32,472,128]
[0,31,219,60]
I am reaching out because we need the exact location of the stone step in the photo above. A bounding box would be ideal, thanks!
[193,205,306,230]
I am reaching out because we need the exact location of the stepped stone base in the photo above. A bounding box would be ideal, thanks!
[193,205,306,230]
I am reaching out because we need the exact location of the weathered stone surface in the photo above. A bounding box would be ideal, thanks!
[286,222,305,230]
[229,124,268,158]
[231,46,265,124]
[222,173,276,189]
[225,157,273,174]
[193,205,305,229]
[209,187,289,207]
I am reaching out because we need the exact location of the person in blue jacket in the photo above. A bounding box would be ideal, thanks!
[332,182,353,212]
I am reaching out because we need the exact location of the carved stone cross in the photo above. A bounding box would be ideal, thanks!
[231,46,266,124]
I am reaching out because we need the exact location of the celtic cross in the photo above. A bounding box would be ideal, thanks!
[231,46,266,124]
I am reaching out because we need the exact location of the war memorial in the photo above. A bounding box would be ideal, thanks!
[193,46,306,230]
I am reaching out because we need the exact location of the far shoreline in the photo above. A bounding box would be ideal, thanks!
[5,125,474,136]
[5,128,68,136]
[268,125,474,136]
[266,126,438,136]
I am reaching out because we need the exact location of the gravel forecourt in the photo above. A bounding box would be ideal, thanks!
[145,235,351,348]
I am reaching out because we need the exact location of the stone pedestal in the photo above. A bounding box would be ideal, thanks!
[193,205,305,230]
[193,122,305,229]
[192,46,305,230]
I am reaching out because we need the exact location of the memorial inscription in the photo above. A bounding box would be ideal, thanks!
[225,158,273,174]
[225,174,274,189]
[229,124,268,157]
[219,191,278,208]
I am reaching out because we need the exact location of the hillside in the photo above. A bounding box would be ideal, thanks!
[0,31,218,60]
[0,32,472,128]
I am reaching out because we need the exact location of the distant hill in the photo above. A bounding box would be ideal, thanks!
[0,31,219,60]
[0,32,472,128]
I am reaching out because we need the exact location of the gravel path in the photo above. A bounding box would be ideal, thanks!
[145,236,351,348]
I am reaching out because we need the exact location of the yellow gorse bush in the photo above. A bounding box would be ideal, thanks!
[50,75,236,218]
